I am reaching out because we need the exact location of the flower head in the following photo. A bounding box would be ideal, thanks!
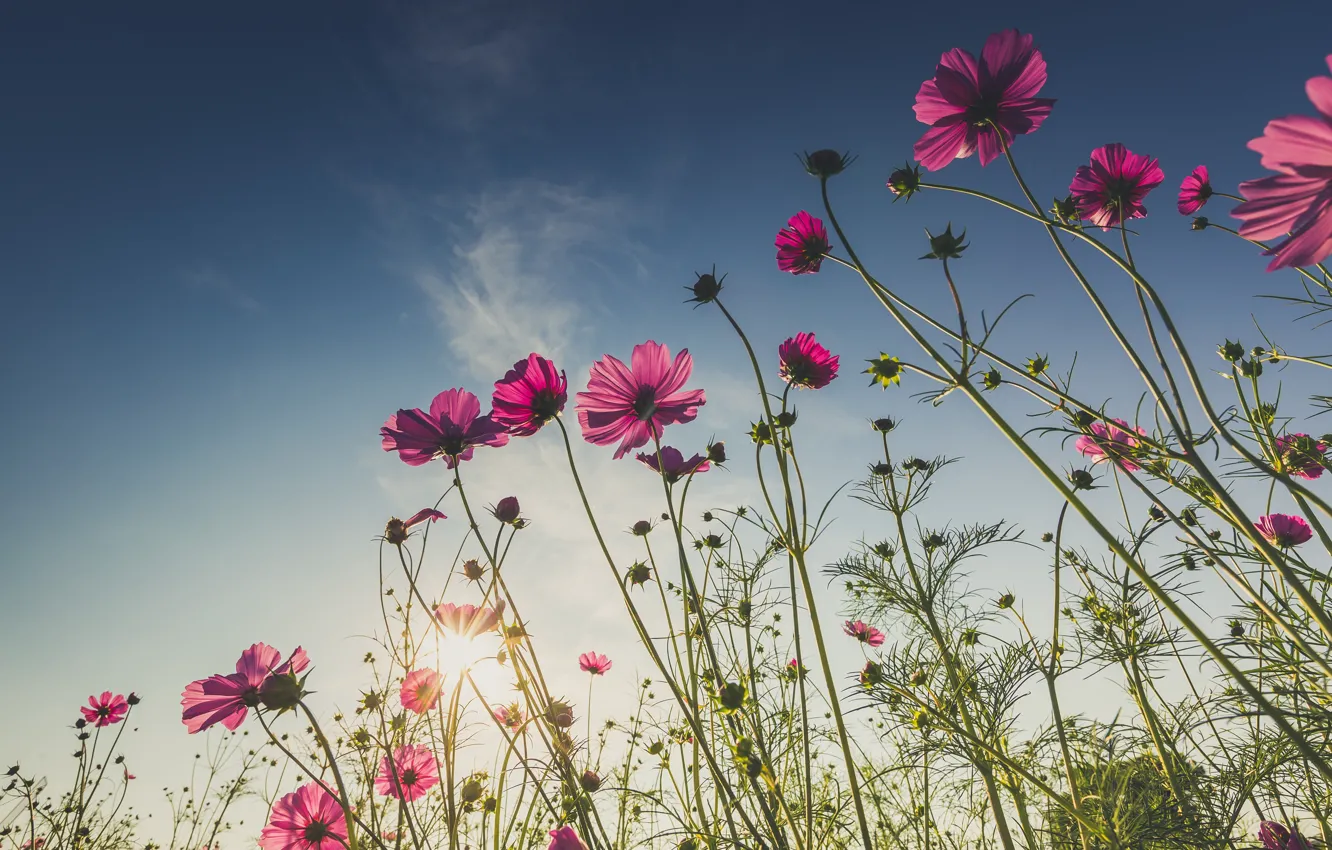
[636,446,710,482]
[548,826,588,850]
[1254,513,1314,548]
[865,354,904,388]
[400,669,443,714]
[1260,821,1311,850]
[385,509,445,545]
[775,211,831,275]
[779,332,840,390]
[434,602,504,640]
[491,355,567,437]
[578,652,612,676]
[381,388,509,468]
[81,693,129,728]
[912,29,1055,171]
[259,783,347,850]
[1075,418,1147,472]
[1233,56,1332,270]
[375,744,440,802]
[494,702,525,731]
[1069,144,1165,229]
[1177,165,1213,215]
[844,620,886,647]
[182,644,309,734]
[576,341,707,460]
[1276,433,1328,479]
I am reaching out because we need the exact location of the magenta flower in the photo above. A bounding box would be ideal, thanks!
[181,644,309,734]
[258,783,347,850]
[434,601,504,639]
[80,692,129,728]
[400,669,443,714]
[1233,56,1332,270]
[635,446,710,483]
[843,620,886,648]
[548,826,588,850]
[1069,144,1165,229]
[779,332,840,389]
[493,702,525,731]
[1276,433,1328,479]
[1260,821,1311,850]
[576,341,707,459]
[375,744,440,802]
[912,29,1055,171]
[1177,165,1213,215]
[492,354,568,436]
[1254,513,1314,548]
[381,388,509,468]
[385,508,446,545]
[578,652,612,675]
[1075,418,1147,472]
[775,211,831,275]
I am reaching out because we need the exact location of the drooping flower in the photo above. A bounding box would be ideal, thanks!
[380,388,509,468]
[548,826,588,850]
[779,332,840,389]
[1177,165,1213,215]
[843,620,886,648]
[911,29,1055,171]
[1069,144,1165,229]
[775,211,831,275]
[1233,56,1332,271]
[375,744,440,802]
[491,354,568,437]
[578,652,612,676]
[1075,418,1147,472]
[80,692,129,728]
[1254,514,1314,548]
[400,669,443,714]
[1276,433,1328,479]
[181,644,309,734]
[384,509,446,545]
[1260,820,1312,850]
[576,341,707,460]
[635,446,710,483]
[258,782,347,850]
[434,602,504,639]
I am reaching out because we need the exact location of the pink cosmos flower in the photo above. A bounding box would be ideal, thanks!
[779,332,840,390]
[399,669,443,714]
[181,644,309,734]
[1177,165,1213,215]
[1233,56,1332,270]
[1260,821,1312,850]
[381,388,509,468]
[258,782,347,850]
[775,211,831,275]
[1075,418,1147,472]
[912,29,1055,171]
[385,508,446,545]
[375,744,440,802]
[493,702,525,731]
[81,692,129,727]
[635,446,710,483]
[843,620,886,648]
[578,652,612,675]
[21,839,46,850]
[1275,433,1328,479]
[576,341,707,459]
[492,354,568,437]
[1069,144,1165,229]
[548,826,588,850]
[434,601,504,639]
[1254,513,1314,548]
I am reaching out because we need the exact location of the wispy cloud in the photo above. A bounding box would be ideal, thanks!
[182,267,263,314]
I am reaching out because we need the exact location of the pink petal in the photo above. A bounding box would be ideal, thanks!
[630,341,670,391]
[1249,115,1332,171]
[1235,173,1329,239]
[914,121,974,172]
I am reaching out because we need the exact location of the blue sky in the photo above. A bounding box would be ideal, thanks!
[2,0,1329,836]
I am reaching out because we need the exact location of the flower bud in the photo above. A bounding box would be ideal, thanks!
[460,777,485,804]
[491,497,521,525]
[716,682,746,714]
[800,149,855,179]
[774,410,798,429]
[887,164,922,201]
[1219,340,1244,362]
[461,559,486,582]
[579,770,602,793]
[631,520,653,536]
[982,368,1002,391]
[627,561,652,587]
[685,268,724,305]
[706,441,726,463]
[865,354,903,388]
[1190,216,1209,231]
[920,223,968,260]
[1068,468,1095,490]
[997,593,1015,609]
[259,672,305,712]
[545,700,575,729]
[1050,195,1079,224]
[871,417,897,433]
[384,518,408,546]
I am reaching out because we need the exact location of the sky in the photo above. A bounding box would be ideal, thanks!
[2,0,1330,841]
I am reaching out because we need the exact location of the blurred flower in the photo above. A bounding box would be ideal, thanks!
[434,602,504,640]
[375,745,439,802]
[493,703,525,731]
[1259,821,1311,850]
[1069,143,1164,229]
[385,509,446,545]
[258,783,347,850]
[844,620,886,648]
[579,652,612,676]
[1233,56,1332,271]
[545,700,576,728]
[779,332,840,389]
[491,354,567,437]
[381,388,509,468]
[1177,165,1213,215]
[636,446,710,483]
[911,29,1054,171]
[400,669,443,715]
[182,644,308,734]
[775,211,831,275]
[1254,513,1314,548]
[1276,433,1328,479]
[783,658,807,681]
[80,692,128,728]
[1075,418,1146,472]
[548,826,588,850]
[576,341,707,459]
